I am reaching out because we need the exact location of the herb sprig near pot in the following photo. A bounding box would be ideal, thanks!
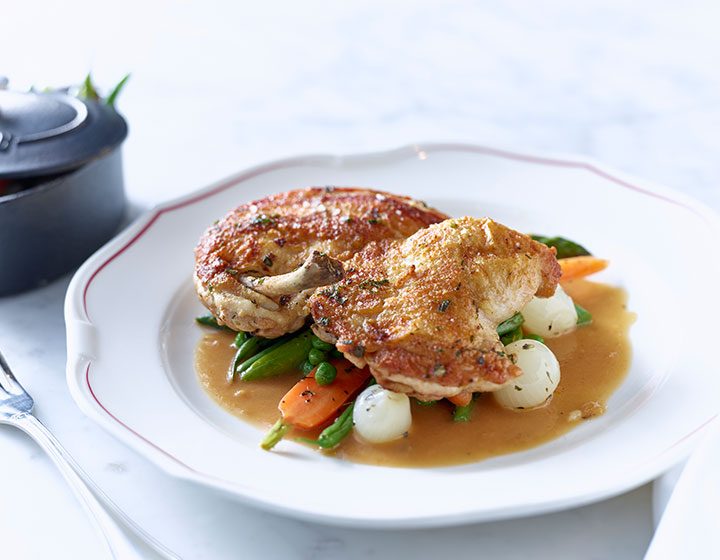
[76,73,131,109]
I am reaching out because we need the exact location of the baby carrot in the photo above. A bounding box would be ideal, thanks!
[279,358,370,429]
[447,393,472,407]
[559,256,609,282]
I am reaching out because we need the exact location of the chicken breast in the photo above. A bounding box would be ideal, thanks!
[194,187,447,337]
[309,217,561,400]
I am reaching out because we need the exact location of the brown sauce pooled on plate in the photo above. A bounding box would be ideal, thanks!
[194,279,634,467]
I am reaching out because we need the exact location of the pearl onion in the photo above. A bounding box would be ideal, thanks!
[494,339,561,409]
[521,284,577,337]
[353,385,412,443]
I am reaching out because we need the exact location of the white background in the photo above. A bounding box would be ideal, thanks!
[2,1,719,558]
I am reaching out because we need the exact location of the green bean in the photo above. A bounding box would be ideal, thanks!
[500,324,523,346]
[311,337,335,352]
[523,333,545,344]
[195,314,230,330]
[496,312,524,337]
[574,303,592,326]
[315,362,337,385]
[530,235,591,259]
[307,348,327,366]
[233,331,250,347]
[241,331,314,381]
[261,418,291,450]
[415,399,438,406]
[453,399,474,422]
[235,333,297,377]
[227,336,273,382]
[299,402,355,448]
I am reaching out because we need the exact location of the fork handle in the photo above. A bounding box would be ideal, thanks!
[12,412,170,559]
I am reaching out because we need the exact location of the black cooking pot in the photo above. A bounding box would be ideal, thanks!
[0,90,128,295]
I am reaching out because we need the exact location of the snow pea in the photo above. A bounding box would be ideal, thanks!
[241,330,314,381]
[299,402,355,448]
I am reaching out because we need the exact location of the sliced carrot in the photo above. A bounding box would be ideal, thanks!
[559,256,609,282]
[447,393,472,407]
[279,358,371,429]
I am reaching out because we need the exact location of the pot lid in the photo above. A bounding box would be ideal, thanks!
[0,90,128,179]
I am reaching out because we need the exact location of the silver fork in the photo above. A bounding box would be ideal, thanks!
[0,350,180,560]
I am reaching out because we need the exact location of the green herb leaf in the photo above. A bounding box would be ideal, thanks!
[77,73,100,101]
[252,214,278,227]
[320,286,348,305]
[105,73,130,108]
[358,279,390,290]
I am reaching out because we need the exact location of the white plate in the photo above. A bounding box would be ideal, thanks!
[65,143,720,528]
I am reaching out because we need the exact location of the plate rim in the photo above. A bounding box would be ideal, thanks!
[64,141,720,528]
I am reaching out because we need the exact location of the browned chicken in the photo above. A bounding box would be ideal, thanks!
[309,217,561,401]
[194,187,447,337]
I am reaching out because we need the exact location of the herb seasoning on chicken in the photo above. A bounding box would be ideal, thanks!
[309,217,561,401]
[194,187,447,337]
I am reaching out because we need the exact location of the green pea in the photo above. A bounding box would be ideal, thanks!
[308,348,327,366]
[301,360,315,375]
[311,337,335,352]
[315,362,337,385]
[331,347,344,359]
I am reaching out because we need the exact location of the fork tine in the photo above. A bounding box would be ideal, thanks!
[0,349,26,395]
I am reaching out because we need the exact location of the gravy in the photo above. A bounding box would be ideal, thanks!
[194,280,634,467]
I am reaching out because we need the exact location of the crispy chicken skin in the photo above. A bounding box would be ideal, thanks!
[194,187,447,337]
[309,217,561,400]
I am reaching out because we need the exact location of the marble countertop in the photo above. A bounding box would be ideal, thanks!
[2,1,719,558]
